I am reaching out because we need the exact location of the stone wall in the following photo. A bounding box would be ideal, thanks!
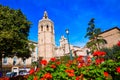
[99,27,120,48]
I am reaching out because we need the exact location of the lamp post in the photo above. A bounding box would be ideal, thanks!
[65,29,73,60]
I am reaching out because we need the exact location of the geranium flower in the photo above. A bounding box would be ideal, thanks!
[77,55,83,62]
[68,73,75,77]
[117,41,120,47]
[50,64,56,69]
[76,74,84,80]
[50,57,56,62]
[65,69,74,73]
[66,63,70,67]
[87,56,91,63]
[76,76,80,80]
[40,78,45,80]
[40,59,47,65]
[100,51,106,56]
[33,76,38,80]
[29,68,34,74]
[104,72,109,77]
[78,63,85,68]
[93,51,106,56]
[35,68,40,72]
[68,60,73,64]
[65,69,75,77]
[95,59,101,65]
[100,58,105,63]
[93,51,100,56]
[116,67,120,73]
[55,61,60,65]
[43,73,52,79]
[95,58,105,65]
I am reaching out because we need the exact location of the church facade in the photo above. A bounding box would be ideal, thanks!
[38,11,89,61]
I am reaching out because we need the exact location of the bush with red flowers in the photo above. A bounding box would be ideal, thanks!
[27,41,120,80]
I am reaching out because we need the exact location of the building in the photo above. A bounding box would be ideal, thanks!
[38,11,55,61]
[2,41,37,76]
[38,11,89,61]
[99,27,120,48]
[55,36,89,58]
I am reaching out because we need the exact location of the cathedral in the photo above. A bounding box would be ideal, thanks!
[38,11,88,61]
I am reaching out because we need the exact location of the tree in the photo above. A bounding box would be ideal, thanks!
[0,5,34,59]
[85,18,106,52]
[101,45,120,62]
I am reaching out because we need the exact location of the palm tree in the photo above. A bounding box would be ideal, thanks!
[85,18,107,52]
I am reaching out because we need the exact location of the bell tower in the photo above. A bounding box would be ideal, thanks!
[38,11,55,61]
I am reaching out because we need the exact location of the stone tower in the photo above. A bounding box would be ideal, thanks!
[38,11,55,61]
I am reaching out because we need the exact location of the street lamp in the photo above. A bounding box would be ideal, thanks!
[65,29,73,60]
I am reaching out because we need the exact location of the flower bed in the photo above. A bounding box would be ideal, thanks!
[27,50,120,80]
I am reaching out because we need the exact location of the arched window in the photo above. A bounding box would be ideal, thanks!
[41,25,43,31]
[47,25,49,31]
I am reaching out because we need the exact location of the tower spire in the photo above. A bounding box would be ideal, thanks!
[43,11,48,19]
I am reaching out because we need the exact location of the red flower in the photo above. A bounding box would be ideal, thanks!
[95,58,105,65]
[66,63,70,67]
[56,61,60,65]
[93,51,106,56]
[100,58,105,63]
[68,60,73,64]
[117,41,120,47]
[43,73,52,79]
[76,74,84,80]
[65,69,75,77]
[50,57,56,62]
[68,73,75,77]
[76,76,80,80]
[77,55,83,62]
[95,59,101,65]
[116,67,120,73]
[87,56,91,63]
[33,76,38,80]
[29,68,34,74]
[50,64,56,69]
[35,68,40,72]
[78,63,84,68]
[65,69,74,73]
[104,72,109,77]
[40,59,47,65]
[40,78,45,80]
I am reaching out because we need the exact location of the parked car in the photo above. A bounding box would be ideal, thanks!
[6,67,30,77]
[6,72,17,77]
[19,69,29,75]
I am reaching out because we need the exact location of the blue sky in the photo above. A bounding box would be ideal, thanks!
[0,0,120,47]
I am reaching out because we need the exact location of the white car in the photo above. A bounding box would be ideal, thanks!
[19,69,29,75]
